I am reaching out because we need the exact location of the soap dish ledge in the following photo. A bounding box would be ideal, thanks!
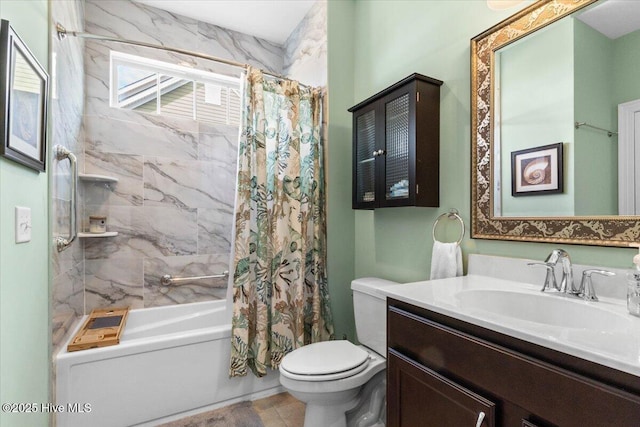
[78,232,118,238]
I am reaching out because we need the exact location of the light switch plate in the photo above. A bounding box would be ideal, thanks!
[15,206,31,243]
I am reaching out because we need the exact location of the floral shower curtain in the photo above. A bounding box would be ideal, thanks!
[229,67,334,378]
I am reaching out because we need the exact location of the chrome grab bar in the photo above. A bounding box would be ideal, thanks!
[54,145,78,252]
[160,271,229,286]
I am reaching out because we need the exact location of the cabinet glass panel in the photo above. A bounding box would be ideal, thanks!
[355,110,376,204]
[385,94,410,200]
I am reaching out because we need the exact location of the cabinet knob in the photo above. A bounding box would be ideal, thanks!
[475,411,486,427]
[372,149,386,157]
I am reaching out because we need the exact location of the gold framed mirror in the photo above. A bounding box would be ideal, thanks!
[471,0,640,248]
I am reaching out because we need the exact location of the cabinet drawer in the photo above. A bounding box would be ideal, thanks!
[388,349,495,427]
[388,306,640,427]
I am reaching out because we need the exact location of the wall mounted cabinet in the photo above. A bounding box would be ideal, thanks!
[349,73,443,209]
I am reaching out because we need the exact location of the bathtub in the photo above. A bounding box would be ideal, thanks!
[56,300,282,427]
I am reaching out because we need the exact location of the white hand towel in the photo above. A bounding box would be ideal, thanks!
[430,241,463,280]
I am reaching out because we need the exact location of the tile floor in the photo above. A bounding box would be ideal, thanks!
[252,392,305,427]
[166,392,305,427]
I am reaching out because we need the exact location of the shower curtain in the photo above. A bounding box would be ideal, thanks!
[229,67,334,378]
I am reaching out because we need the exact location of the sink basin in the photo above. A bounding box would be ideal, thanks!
[455,289,633,332]
[380,273,640,376]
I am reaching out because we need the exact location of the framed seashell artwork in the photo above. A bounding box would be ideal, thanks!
[511,143,563,197]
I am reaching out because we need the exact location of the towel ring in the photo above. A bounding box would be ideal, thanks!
[432,209,465,245]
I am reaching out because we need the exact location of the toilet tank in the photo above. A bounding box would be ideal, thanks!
[351,277,399,356]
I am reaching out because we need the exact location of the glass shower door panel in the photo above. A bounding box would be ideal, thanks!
[355,110,377,204]
[385,94,410,200]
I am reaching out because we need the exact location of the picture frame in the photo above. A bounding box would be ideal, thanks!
[0,19,49,172]
[511,143,563,197]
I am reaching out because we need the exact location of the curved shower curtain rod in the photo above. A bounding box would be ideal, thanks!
[55,23,311,87]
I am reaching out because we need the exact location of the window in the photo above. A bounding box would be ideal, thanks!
[110,51,242,126]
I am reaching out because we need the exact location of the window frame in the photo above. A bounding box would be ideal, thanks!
[109,51,241,123]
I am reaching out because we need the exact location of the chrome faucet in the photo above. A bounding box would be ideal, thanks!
[531,249,616,301]
[527,262,559,292]
[544,249,579,295]
[577,269,616,302]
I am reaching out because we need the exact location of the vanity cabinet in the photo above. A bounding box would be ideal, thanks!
[349,73,442,209]
[387,299,640,427]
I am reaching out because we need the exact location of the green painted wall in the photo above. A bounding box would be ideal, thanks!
[573,19,616,216]
[0,2,50,427]
[499,19,574,217]
[325,0,637,339]
[327,0,356,341]
[613,29,640,107]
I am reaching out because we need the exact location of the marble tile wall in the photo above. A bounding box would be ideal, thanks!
[283,0,327,87]
[50,0,327,334]
[82,114,238,310]
[50,0,86,353]
[81,0,279,311]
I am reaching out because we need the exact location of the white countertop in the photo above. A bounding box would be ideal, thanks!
[381,274,640,377]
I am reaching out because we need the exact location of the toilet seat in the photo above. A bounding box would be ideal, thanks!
[280,341,370,382]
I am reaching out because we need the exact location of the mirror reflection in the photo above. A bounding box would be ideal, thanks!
[493,0,640,217]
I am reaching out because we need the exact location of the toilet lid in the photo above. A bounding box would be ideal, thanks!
[280,341,369,376]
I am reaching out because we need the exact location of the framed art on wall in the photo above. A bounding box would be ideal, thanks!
[511,143,563,197]
[0,19,49,172]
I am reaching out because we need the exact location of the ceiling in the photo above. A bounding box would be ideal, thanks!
[133,0,316,45]
[577,0,640,39]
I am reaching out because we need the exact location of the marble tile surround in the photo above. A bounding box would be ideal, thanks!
[85,257,144,311]
[84,114,199,160]
[51,0,327,323]
[84,0,284,74]
[80,0,262,310]
[143,157,235,210]
[51,0,86,353]
[83,205,199,259]
[283,0,327,87]
[83,151,144,207]
[143,254,230,307]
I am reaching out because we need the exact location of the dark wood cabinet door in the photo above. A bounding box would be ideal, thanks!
[352,104,379,209]
[387,349,495,427]
[381,89,412,206]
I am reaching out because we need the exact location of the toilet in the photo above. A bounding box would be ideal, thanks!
[279,277,399,427]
